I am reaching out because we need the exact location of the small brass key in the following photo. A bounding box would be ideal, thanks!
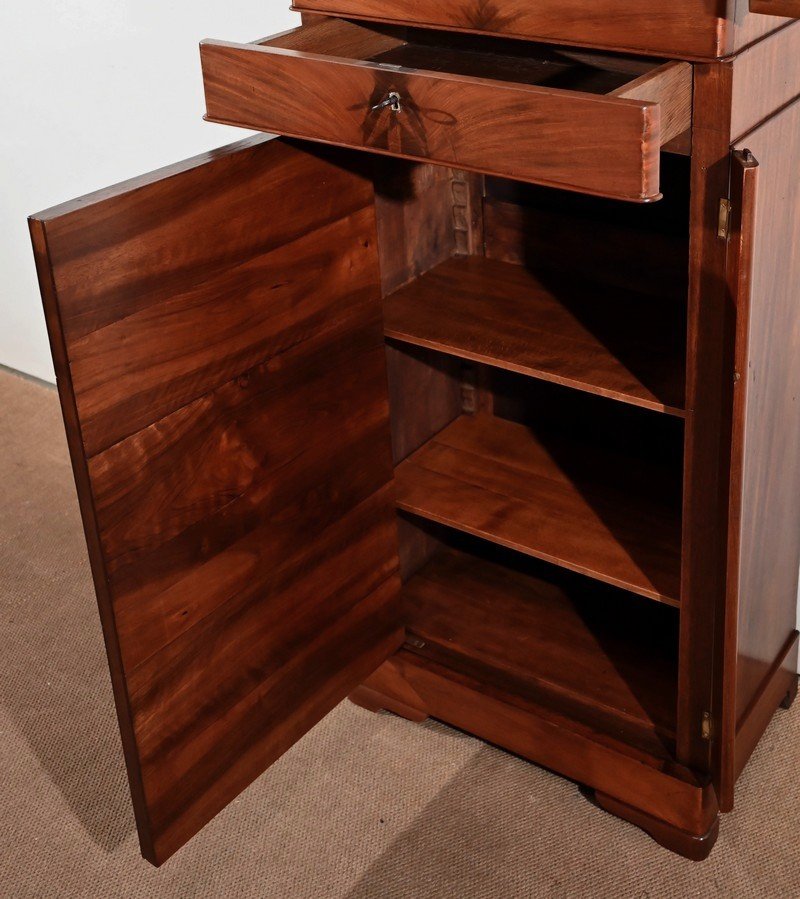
[371,91,402,113]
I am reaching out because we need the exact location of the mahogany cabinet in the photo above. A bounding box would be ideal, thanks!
[29,2,800,868]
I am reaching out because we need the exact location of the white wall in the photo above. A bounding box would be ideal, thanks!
[0,1,299,382]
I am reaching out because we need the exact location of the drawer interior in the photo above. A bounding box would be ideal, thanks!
[261,20,680,106]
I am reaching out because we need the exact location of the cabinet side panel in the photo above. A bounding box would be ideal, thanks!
[374,161,458,295]
[733,99,800,723]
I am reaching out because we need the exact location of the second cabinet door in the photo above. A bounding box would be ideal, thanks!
[716,101,800,812]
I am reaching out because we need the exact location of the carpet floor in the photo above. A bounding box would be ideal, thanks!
[1,367,798,898]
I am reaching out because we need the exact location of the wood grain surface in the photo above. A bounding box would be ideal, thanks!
[593,791,719,860]
[611,61,693,146]
[482,157,692,301]
[29,136,402,865]
[731,0,792,53]
[373,160,458,295]
[679,56,800,792]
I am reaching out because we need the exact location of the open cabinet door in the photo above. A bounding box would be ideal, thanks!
[29,135,403,865]
[717,103,800,811]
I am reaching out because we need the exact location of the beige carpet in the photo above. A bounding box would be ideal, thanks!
[1,367,798,898]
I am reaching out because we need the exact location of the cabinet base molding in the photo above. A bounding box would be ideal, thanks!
[592,792,719,861]
[349,649,719,858]
[349,657,431,722]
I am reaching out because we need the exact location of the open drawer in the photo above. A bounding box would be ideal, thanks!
[201,19,692,201]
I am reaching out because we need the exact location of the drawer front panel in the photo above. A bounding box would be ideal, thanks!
[294,0,725,58]
[201,41,665,201]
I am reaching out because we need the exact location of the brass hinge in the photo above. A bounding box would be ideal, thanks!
[718,198,732,240]
[701,711,714,741]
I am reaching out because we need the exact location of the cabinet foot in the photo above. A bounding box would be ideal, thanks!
[593,791,720,861]
[349,685,429,722]
[780,675,798,710]
[349,658,430,723]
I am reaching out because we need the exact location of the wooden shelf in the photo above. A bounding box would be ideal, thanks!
[395,414,682,604]
[384,256,686,416]
[403,547,679,756]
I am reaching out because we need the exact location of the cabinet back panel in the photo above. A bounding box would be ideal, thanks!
[484,154,692,301]
[386,341,463,464]
[403,532,679,755]
[492,372,685,477]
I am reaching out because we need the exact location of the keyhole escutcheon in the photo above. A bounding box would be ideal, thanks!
[371,91,402,114]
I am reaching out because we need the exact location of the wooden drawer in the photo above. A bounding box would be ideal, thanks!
[292,0,784,60]
[201,20,692,202]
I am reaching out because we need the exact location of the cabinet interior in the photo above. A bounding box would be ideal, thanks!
[374,152,691,759]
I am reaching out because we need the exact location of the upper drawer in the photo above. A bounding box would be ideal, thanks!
[292,1,733,59]
[201,20,692,202]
